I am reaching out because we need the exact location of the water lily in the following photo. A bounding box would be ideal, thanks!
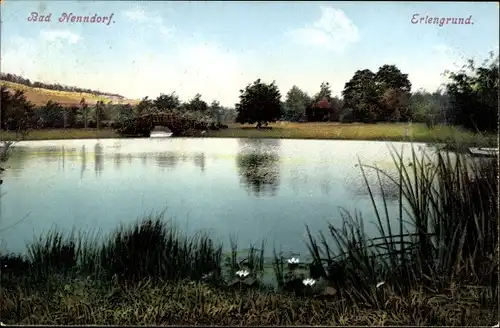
[302,278,316,286]
[202,272,212,280]
[287,257,299,264]
[376,281,385,289]
[235,269,249,278]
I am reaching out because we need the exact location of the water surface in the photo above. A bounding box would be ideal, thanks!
[0,138,429,257]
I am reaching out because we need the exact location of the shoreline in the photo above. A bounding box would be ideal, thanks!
[0,124,496,147]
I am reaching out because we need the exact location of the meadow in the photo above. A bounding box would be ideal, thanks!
[1,146,497,325]
[0,80,138,107]
[1,122,496,149]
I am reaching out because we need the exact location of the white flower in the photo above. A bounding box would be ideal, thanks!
[0,322,6,326]
[302,278,316,286]
[235,269,249,278]
[492,323,499,328]
[287,257,300,264]
[376,281,385,289]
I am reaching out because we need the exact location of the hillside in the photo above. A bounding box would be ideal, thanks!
[0,80,139,107]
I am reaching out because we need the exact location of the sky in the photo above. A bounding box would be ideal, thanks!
[1,1,498,107]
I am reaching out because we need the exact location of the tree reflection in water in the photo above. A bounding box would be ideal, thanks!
[80,145,86,180]
[193,152,206,173]
[236,139,281,197]
[94,143,103,177]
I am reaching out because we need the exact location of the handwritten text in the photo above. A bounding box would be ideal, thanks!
[411,14,473,27]
[27,12,115,25]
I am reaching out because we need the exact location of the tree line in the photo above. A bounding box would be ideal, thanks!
[0,87,237,135]
[237,53,498,133]
[1,53,497,134]
[0,73,125,99]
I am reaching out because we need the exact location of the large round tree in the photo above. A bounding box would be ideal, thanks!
[235,79,282,128]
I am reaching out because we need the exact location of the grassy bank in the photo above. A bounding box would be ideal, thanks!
[207,122,497,145]
[0,128,120,141]
[0,123,497,146]
[1,146,497,325]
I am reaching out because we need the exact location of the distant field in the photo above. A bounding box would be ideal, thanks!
[206,122,498,146]
[0,80,139,107]
[0,123,496,147]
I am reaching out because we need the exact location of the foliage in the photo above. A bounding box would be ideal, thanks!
[235,79,282,128]
[282,86,310,121]
[408,90,450,126]
[313,82,333,103]
[342,65,412,122]
[182,93,208,112]
[36,100,65,128]
[0,86,38,137]
[136,97,155,115]
[305,148,497,307]
[154,92,180,112]
[0,52,497,134]
[2,276,495,325]
[445,53,499,133]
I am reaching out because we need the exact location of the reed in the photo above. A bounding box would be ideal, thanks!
[304,145,497,307]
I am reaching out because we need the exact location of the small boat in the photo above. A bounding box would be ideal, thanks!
[468,147,499,157]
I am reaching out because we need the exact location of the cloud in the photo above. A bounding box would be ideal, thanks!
[290,6,359,52]
[40,30,81,44]
[123,8,175,37]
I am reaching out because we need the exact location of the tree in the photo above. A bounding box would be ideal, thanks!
[235,79,282,128]
[80,98,88,129]
[136,97,154,116]
[342,65,412,122]
[313,82,333,102]
[283,86,311,121]
[184,93,208,112]
[95,101,106,129]
[209,100,223,124]
[379,88,410,122]
[38,100,64,128]
[0,88,37,136]
[374,64,412,93]
[374,65,412,121]
[154,93,180,112]
[342,69,379,122]
[408,90,450,126]
[445,53,498,133]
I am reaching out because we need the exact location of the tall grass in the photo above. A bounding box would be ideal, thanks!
[1,213,224,285]
[304,145,497,306]
[99,213,223,282]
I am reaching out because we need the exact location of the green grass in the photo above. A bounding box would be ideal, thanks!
[206,122,497,146]
[1,276,495,325]
[0,144,497,325]
[0,128,120,141]
[1,123,497,146]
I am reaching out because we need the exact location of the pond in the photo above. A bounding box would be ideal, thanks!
[0,137,431,258]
